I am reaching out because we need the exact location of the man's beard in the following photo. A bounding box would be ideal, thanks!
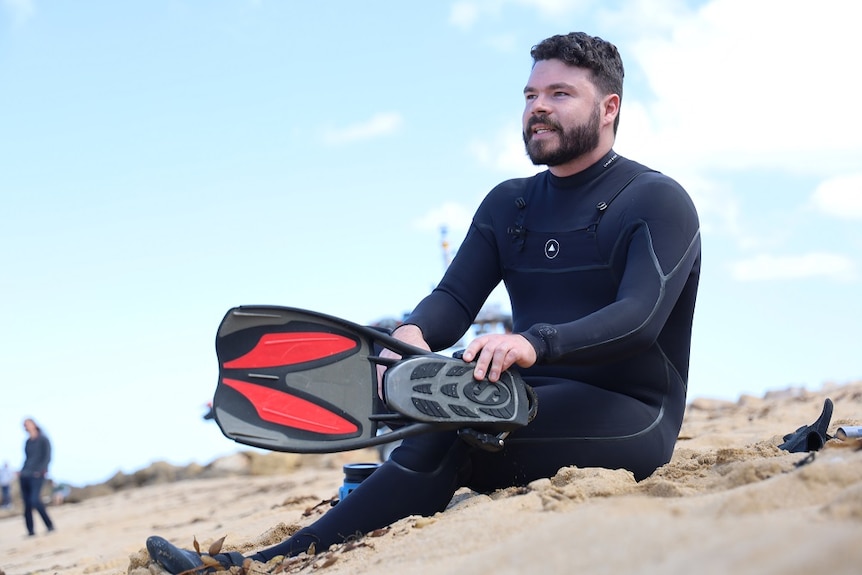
[523,106,601,167]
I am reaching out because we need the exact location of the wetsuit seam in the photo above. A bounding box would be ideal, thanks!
[552,221,700,358]
[656,341,687,395]
[510,263,611,274]
[507,360,674,444]
[538,220,664,358]
[506,405,664,444]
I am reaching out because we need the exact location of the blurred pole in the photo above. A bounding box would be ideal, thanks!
[440,225,453,270]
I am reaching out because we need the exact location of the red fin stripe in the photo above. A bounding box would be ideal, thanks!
[222,378,358,435]
[223,332,358,369]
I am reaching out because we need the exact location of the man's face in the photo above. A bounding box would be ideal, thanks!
[522,59,602,167]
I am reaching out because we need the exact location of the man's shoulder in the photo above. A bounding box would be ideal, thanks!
[609,155,657,179]
[613,157,687,195]
[616,163,698,221]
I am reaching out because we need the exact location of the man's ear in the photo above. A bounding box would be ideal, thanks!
[602,93,620,126]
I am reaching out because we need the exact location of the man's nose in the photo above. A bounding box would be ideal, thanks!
[527,93,551,115]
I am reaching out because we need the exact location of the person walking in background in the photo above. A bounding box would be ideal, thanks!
[1,461,12,509]
[20,418,54,535]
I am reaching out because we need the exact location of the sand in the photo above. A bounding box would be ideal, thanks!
[2,381,862,575]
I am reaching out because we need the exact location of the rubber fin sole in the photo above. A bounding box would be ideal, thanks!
[383,356,536,432]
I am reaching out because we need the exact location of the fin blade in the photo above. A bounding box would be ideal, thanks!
[222,378,359,435]
[223,332,358,369]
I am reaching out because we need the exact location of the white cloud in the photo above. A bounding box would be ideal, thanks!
[448,0,591,31]
[510,0,587,16]
[449,2,482,30]
[811,174,862,220]
[2,0,35,24]
[730,252,857,282]
[622,0,862,176]
[322,112,403,145]
[484,33,519,53]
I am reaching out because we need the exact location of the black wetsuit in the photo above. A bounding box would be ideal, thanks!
[254,150,701,560]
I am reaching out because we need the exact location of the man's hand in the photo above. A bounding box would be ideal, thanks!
[377,324,430,399]
[460,333,537,382]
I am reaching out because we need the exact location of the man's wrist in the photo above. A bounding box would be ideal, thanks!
[392,323,422,339]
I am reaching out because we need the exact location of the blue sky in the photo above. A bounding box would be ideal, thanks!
[1,0,860,487]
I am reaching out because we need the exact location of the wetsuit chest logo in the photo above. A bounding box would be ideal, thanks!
[544,239,560,259]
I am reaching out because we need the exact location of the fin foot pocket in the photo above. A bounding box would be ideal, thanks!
[383,356,534,432]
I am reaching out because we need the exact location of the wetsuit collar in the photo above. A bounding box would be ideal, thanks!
[547,149,620,189]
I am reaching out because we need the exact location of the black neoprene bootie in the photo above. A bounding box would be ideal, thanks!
[778,398,834,453]
[146,536,245,574]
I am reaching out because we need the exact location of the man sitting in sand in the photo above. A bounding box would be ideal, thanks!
[147,30,701,573]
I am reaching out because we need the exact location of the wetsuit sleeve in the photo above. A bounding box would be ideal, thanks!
[404,222,504,351]
[522,176,701,364]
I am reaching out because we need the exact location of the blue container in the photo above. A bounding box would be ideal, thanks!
[338,463,381,501]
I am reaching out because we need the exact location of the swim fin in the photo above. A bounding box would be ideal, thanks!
[212,305,536,454]
[778,398,834,453]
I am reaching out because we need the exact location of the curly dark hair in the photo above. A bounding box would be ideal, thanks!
[530,32,624,132]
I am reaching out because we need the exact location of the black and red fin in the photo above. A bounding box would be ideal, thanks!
[213,305,437,453]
